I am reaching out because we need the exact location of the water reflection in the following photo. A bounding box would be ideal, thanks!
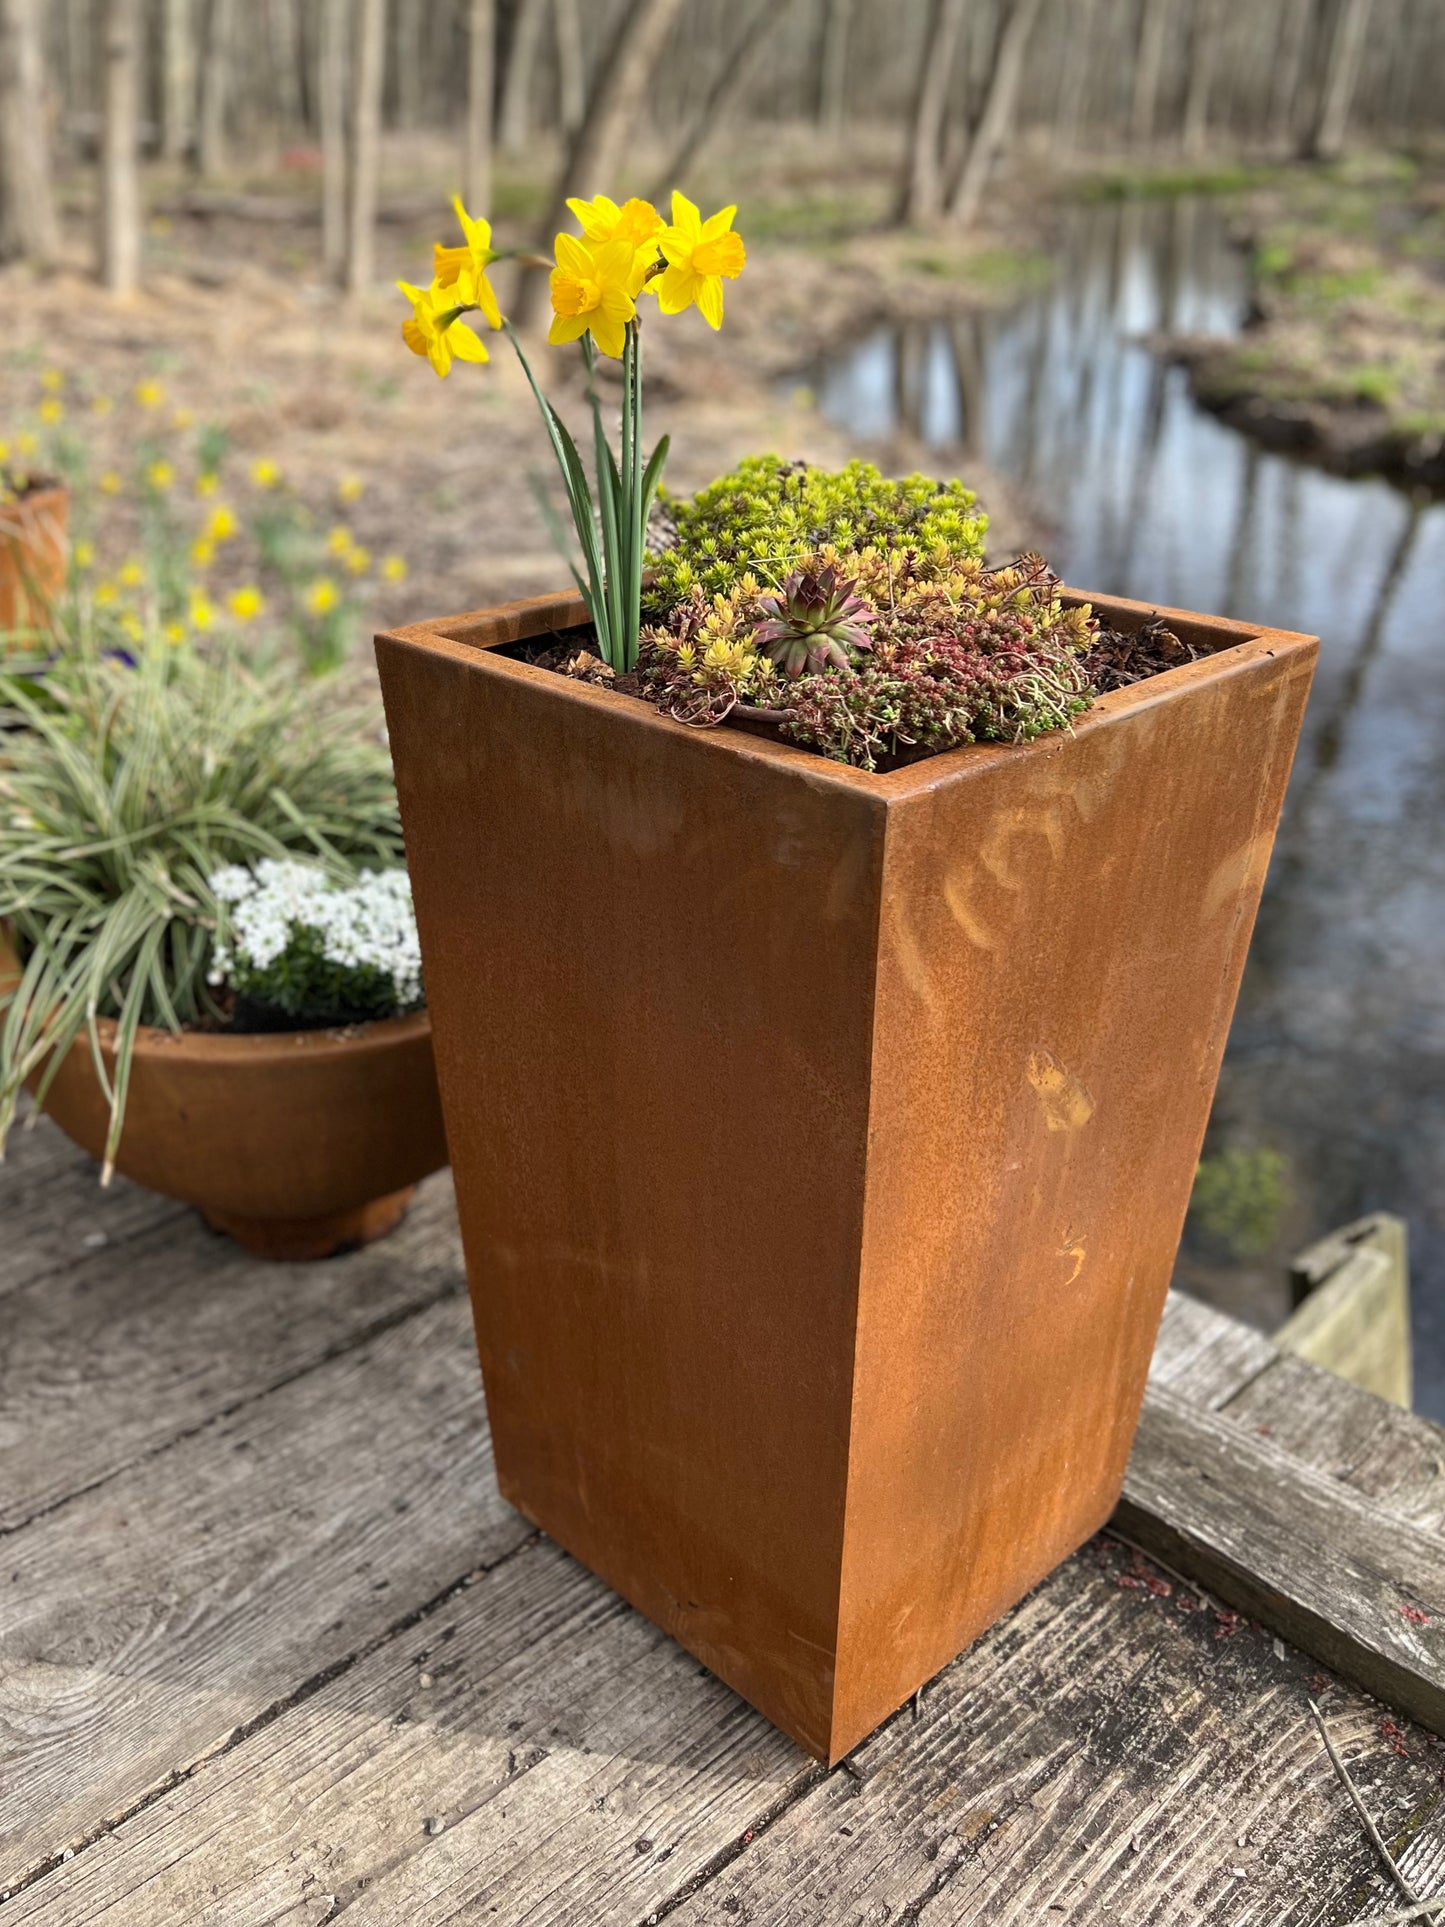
[805,199,1445,1417]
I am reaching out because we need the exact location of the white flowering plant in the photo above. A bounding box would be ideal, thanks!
[209,860,423,1030]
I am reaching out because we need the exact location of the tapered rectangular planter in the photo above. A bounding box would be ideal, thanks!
[376,588,1316,1764]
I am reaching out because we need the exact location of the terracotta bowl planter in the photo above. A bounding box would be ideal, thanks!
[376,586,1316,1762]
[0,933,448,1261]
[0,482,68,636]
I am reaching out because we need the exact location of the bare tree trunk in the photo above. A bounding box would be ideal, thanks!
[817,0,856,133]
[654,0,803,194]
[464,0,494,210]
[499,0,546,153]
[345,0,384,294]
[1129,0,1171,147]
[1268,0,1314,151]
[0,0,60,263]
[1051,0,1099,154]
[516,0,684,324]
[393,0,420,126]
[554,0,586,136]
[1181,0,1224,158]
[320,0,348,283]
[899,0,967,224]
[195,0,232,175]
[948,0,1044,226]
[159,0,194,160]
[1307,0,1374,158]
[99,0,141,294]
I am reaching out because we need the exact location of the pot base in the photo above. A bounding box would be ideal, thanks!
[201,1185,417,1262]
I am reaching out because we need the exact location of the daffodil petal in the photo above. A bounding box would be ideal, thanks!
[590,313,627,359]
[548,311,590,345]
[555,232,594,276]
[428,335,453,378]
[402,317,428,356]
[700,204,737,242]
[446,319,490,363]
[600,281,636,321]
[474,272,503,329]
[655,264,700,315]
[670,190,702,239]
[695,275,724,330]
[433,242,471,287]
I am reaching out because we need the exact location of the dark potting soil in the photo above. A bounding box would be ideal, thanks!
[500,611,1206,764]
[0,472,60,501]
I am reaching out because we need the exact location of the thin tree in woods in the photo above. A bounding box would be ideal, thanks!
[499,0,547,154]
[949,0,1045,226]
[655,0,805,196]
[100,0,142,295]
[160,0,195,161]
[1307,0,1376,159]
[1130,0,1171,147]
[320,0,348,284]
[517,0,685,325]
[1181,0,1225,157]
[346,0,385,293]
[817,0,857,134]
[900,0,968,224]
[0,0,60,265]
[196,0,233,177]
[555,0,585,135]
[465,0,495,213]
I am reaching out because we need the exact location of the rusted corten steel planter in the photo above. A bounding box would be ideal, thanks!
[0,932,448,1261]
[0,481,68,636]
[376,587,1316,1763]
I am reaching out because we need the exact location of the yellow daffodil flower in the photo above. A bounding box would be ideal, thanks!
[305,577,339,615]
[338,475,365,504]
[99,470,124,495]
[121,613,145,643]
[327,525,354,556]
[196,471,219,497]
[548,235,636,359]
[146,459,175,491]
[565,196,664,294]
[251,458,282,488]
[345,545,371,575]
[189,593,216,631]
[41,368,64,393]
[398,278,491,378]
[95,580,119,606]
[432,199,503,328]
[118,560,145,589]
[381,554,408,583]
[73,541,95,571]
[164,622,186,646]
[191,537,215,568]
[0,441,8,464]
[135,379,165,409]
[205,504,238,543]
[656,193,745,330]
[229,586,264,622]
[39,399,63,425]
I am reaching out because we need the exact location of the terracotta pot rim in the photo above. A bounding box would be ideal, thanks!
[378,584,1318,797]
[0,478,68,509]
[0,927,429,1064]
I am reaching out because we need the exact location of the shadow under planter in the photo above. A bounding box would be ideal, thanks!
[0,932,449,1261]
[376,587,1316,1763]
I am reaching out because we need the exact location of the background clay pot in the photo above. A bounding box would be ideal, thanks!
[1,932,449,1260]
[0,482,68,636]
[377,585,1316,1764]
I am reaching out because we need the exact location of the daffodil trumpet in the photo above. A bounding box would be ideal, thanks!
[397,191,743,672]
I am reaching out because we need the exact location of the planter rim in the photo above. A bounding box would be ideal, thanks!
[0,927,429,1066]
[378,585,1318,799]
[0,478,68,512]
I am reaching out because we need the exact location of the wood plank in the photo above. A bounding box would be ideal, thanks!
[0,1295,527,1892]
[0,1110,188,1301]
[1280,1213,1412,1408]
[631,1538,1445,1927]
[1148,1289,1277,1408]
[1116,1380,1445,1733]
[11,1539,811,1927]
[0,1169,464,1530]
[1223,1350,1445,1535]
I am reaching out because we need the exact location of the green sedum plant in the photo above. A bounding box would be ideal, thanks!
[0,637,403,1174]
[648,456,988,609]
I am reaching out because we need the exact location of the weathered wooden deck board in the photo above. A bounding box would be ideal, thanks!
[0,1294,526,1891]
[0,1170,463,1530]
[3,1114,1444,1926]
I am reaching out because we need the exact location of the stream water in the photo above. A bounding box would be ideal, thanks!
[798,198,1445,1418]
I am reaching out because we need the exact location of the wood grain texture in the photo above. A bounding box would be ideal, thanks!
[12,1538,811,1927]
[1146,1289,1278,1407]
[0,1168,464,1529]
[0,1296,525,1892]
[1117,1381,1445,1733]
[0,1109,187,1302]
[648,1538,1445,1927]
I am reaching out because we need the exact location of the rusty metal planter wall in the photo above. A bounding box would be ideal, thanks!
[376,588,1316,1764]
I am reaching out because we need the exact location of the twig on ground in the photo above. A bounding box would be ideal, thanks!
[1308,1699,1434,1916]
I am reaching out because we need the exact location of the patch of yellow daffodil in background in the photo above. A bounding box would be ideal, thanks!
[0,362,414,676]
